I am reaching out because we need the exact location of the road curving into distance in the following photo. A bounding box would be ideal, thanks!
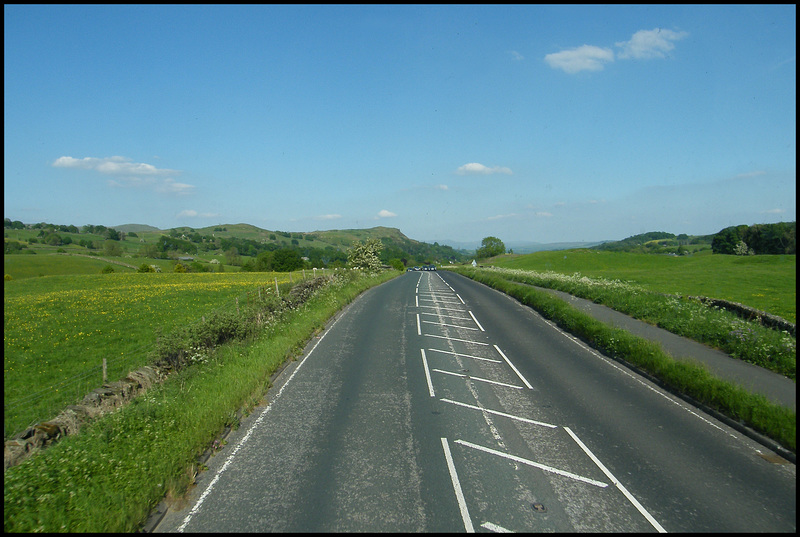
[154,270,795,532]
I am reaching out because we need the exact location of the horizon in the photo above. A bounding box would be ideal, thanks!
[4,5,796,244]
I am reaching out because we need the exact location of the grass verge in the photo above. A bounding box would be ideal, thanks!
[3,269,398,533]
[449,266,795,453]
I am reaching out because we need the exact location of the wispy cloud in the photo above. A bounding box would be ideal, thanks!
[615,28,688,60]
[545,28,688,74]
[508,50,524,61]
[177,209,220,218]
[53,155,193,194]
[377,209,397,218]
[316,214,342,220]
[456,163,513,175]
[544,45,614,74]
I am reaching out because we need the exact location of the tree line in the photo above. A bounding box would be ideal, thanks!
[711,222,795,255]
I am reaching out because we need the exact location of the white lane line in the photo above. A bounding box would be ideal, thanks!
[415,294,418,308]
[177,307,348,532]
[433,368,524,390]
[426,348,501,363]
[493,345,533,390]
[423,319,481,331]
[416,313,421,335]
[440,398,558,428]
[441,438,475,533]
[564,427,666,533]
[468,311,485,331]
[456,293,465,304]
[425,334,490,345]
[482,521,514,533]
[421,349,435,397]
[455,439,609,488]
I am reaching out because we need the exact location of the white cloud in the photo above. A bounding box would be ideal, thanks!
[435,184,449,190]
[456,163,513,175]
[487,213,517,220]
[544,45,614,74]
[616,28,688,60]
[762,208,785,214]
[508,50,524,61]
[377,209,397,218]
[53,156,178,176]
[316,214,342,220]
[53,155,192,194]
[177,209,220,218]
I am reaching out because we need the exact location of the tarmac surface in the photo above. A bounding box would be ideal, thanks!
[535,286,796,412]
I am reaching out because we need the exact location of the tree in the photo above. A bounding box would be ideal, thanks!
[476,236,505,259]
[347,238,383,272]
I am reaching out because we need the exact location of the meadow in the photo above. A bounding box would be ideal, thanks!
[491,249,796,323]
[4,269,324,438]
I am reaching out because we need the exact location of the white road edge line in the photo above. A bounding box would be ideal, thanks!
[440,398,558,428]
[493,345,533,389]
[564,427,667,533]
[421,349,435,397]
[468,310,485,331]
[441,438,475,533]
[416,313,421,335]
[455,439,608,488]
[176,307,348,532]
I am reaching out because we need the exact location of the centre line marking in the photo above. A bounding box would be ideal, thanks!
[493,345,533,389]
[433,368,523,389]
[441,438,475,533]
[455,439,609,488]
[564,427,666,532]
[440,398,558,428]
[481,521,513,533]
[416,313,421,335]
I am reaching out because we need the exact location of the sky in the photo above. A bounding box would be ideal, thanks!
[4,5,796,247]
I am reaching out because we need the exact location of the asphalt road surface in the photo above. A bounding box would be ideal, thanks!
[155,270,795,532]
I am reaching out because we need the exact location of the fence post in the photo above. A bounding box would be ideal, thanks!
[103,358,107,383]
[275,277,279,297]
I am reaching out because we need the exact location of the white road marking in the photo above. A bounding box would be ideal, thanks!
[493,345,533,389]
[426,348,501,363]
[421,349,435,397]
[423,319,481,331]
[456,293,465,304]
[425,333,490,345]
[482,521,514,533]
[440,398,558,428]
[468,310,485,331]
[441,438,475,533]
[433,368,524,390]
[420,311,473,321]
[564,427,667,533]
[455,439,609,488]
[416,313,421,335]
[417,304,469,314]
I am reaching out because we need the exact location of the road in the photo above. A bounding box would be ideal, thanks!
[155,270,795,532]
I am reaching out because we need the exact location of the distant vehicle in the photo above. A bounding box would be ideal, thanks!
[425,264,436,271]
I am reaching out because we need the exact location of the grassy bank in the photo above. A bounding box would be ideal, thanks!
[492,250,796,324]
[4,270,398,532]
[448,266,795,453]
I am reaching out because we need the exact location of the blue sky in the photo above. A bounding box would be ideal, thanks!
[4,5,796,246]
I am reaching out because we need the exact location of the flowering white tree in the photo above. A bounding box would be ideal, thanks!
[347,238,383,272]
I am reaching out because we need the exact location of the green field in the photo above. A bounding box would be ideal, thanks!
[3,269,312,438]
[490,249,796,324]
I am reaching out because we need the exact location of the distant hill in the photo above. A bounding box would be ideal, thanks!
[592,231,714,254]
[114,224,162,233]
